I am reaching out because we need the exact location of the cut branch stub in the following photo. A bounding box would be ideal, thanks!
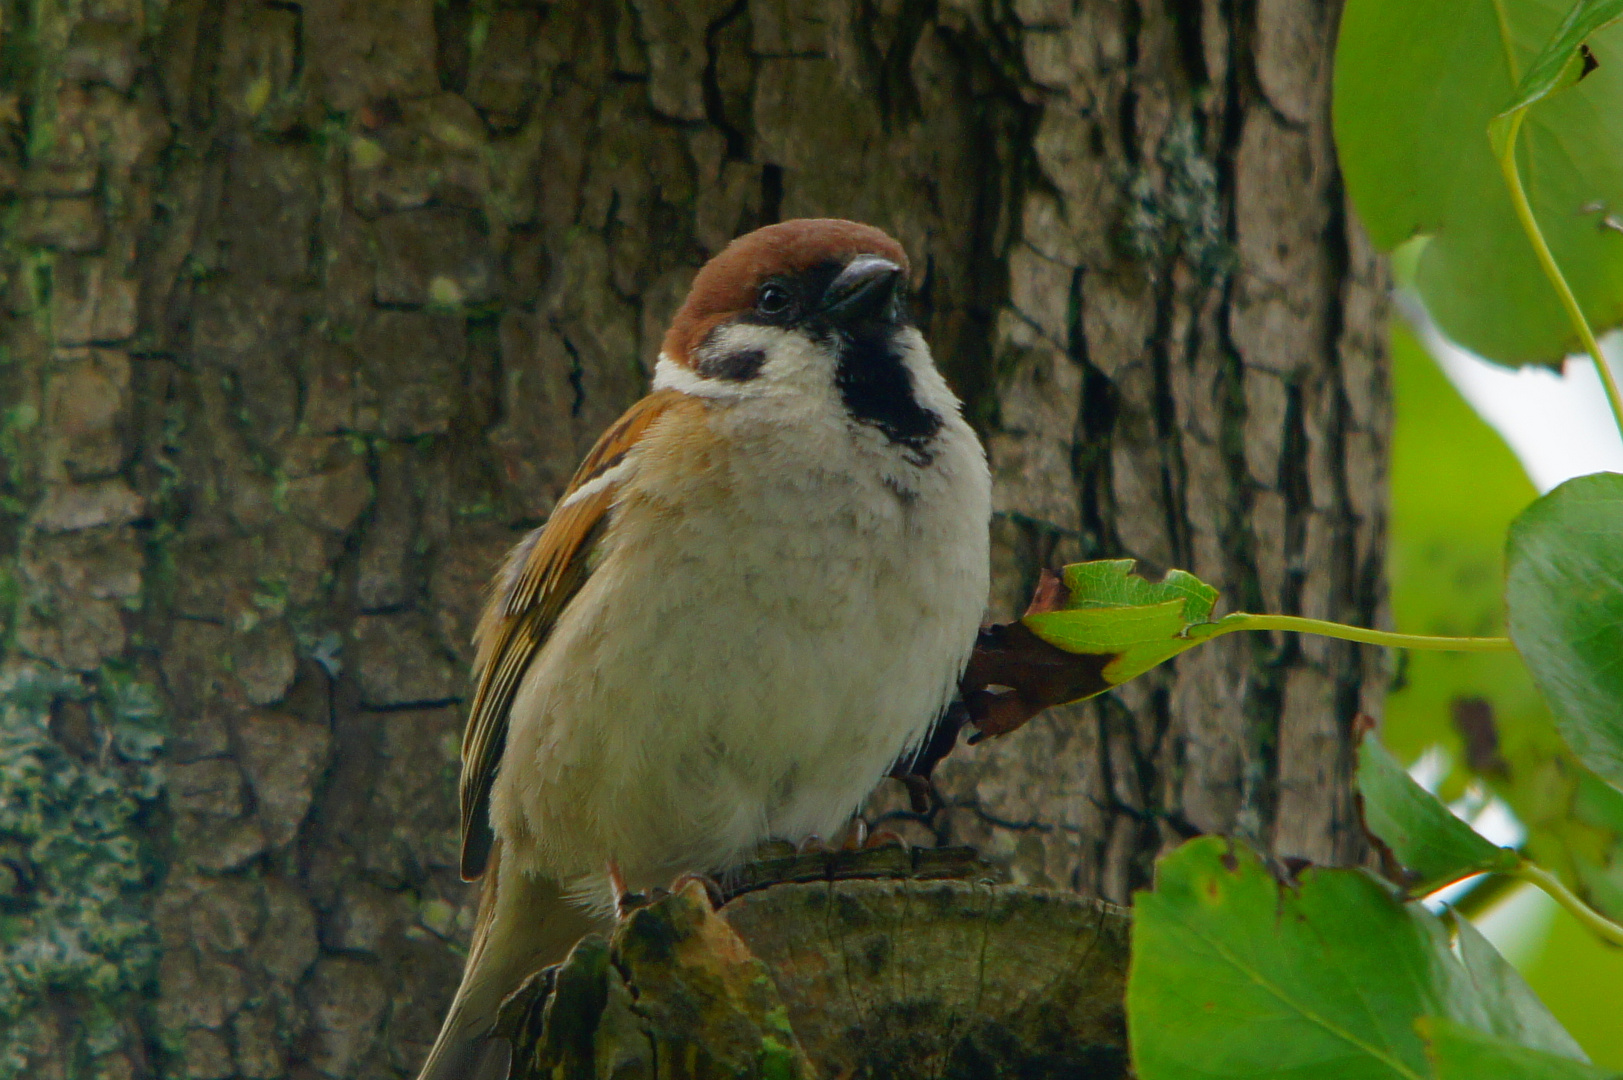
[501,874,1131,1080]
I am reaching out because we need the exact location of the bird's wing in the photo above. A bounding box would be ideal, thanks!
[458,388,689,880]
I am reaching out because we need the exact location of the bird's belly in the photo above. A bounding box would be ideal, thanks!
[490,481,984,908]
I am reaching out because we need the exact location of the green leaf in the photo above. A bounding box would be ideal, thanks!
[1506,472,1623,792]
[1422,1016,1618,1079]
[1055,559,1219,621]
[1570,773,1623,912]
[1501,0,1623,119]
[1385,323,1623,941]
[1447,915,1589,1058]
[1022,560,1240,687]
[1129,837,1587,1080]
[1358,733,1521,893]
[1335,0,1623,364]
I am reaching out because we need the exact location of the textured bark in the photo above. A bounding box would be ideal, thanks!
[0,1,1386,1077]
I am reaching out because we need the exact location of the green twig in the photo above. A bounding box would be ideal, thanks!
[1213,614,1515,653]
[1494,109,1623,439]
[1514,859,1623,948]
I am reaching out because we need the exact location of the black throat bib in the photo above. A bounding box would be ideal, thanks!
[833,326,943,463]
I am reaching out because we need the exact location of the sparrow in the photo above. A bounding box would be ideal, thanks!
[416,219,992,1080]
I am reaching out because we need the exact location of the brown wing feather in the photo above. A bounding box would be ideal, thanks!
[458,389,689,880]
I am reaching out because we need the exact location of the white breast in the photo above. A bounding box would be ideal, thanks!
[490,333,990,910]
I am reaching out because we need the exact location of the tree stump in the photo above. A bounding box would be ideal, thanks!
[499,849,1131,1080]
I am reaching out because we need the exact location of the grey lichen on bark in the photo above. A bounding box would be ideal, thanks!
[0,0,1384,1076]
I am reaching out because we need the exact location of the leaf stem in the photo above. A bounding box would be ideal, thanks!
[1220,614,1515,652]
[1494,108,1623,439]
[1514,860,1623,948]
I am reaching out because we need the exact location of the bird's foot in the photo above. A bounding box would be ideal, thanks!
[721,832,998,902]
[839,820,908,851]
[863,827,909,851]
[668,872,725,910]
[798,822,907,857]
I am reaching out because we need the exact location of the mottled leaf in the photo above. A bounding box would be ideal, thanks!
[1022,560,1241,688]
[1128,837,1584,1079]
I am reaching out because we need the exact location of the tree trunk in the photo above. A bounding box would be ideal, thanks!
[0,1,1386,1077]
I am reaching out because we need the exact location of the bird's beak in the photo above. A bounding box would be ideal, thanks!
[819,255,903,324]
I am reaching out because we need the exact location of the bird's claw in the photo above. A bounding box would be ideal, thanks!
[863,827,908,850]
[669,872,725,910]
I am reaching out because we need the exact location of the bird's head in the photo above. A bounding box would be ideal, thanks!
[657,218,944,451]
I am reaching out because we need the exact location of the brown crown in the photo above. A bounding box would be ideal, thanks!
[662,219,909,367]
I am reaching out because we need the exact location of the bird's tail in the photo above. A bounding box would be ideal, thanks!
[415,841,609,1080]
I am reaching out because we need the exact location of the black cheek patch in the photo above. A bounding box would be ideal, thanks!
[695,346,766,382]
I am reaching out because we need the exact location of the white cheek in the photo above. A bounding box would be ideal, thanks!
[653,354,748,399]
[654,324,838,402]
[708,323,835,388]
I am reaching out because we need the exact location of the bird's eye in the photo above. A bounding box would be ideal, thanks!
[756,283,793,317]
